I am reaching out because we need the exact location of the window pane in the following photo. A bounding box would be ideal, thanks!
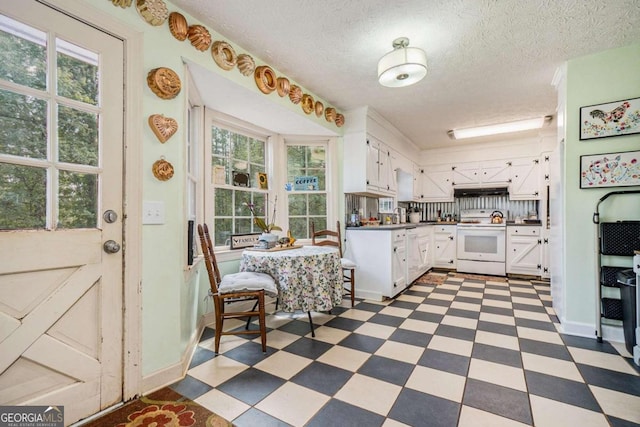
[0,89,47,159]
[232,133,248,160]
[0,163,46,229]
[235,218,252,234]
[308,146,325,168]
[58,171,97,228]
[57,38,98,105]
[0,15,46,90]
[288,194,307,216]
[212,127,229,157]
[289,217,307,240]
[235,190,252,216]
[58,105,98,166]
[312,169,326,191]
[215,188,232,216]
[310,217,327,234]
[213,218,232,246]
[250,137,265,164]
[309,193,327,215]
[287,146,305,169]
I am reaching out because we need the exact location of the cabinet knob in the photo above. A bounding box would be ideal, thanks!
[448,236,454,240]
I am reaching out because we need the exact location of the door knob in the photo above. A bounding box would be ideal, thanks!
[103,240,121,254]
[103,209,118,223]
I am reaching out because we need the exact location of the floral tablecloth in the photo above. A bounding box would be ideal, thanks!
[240,245,343,312]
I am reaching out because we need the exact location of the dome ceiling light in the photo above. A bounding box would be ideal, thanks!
[377,37,427,88]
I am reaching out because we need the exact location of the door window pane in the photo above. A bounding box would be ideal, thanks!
[58,105,98,166]
[58,171,97,229]
[0,89,47,159]
[56,38,98,106]
[0,163,46,230]
[0,15,46,90]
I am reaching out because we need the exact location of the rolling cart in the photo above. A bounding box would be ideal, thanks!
[593,190,640,343]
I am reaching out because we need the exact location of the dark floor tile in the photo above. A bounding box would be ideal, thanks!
[409,310,444,323]
[480,305,514,317]
[514,317,555,331]
[443,279,463,286]
[549,314,560,324]
[525,370,601,412]
[217,368,285,405]
[282,337,333,360]
[423,298,452,307]
[291,361,353,396]
[306,399,384,427]
[459,285,484,294]
[434,324,476,341]
[358,355,415,386]
[542,299,553,307]
[577,363,640,397]
[607,414,640,427]
[232,408,290,427]
[199,326,216,342]
[431,288,458,295]
[485,284,506,291]
[454,295,485,305]
[477,320,518,336]
[518,338,572,360]
[482,294,512,302]
[169,374,213,400]
[472,343,522,368]
[462,278,485,284]
[512,303,547,313]
[389,300,420,310]
[418,348,470,376]
[222,341,276,365]
[328,305,349,316]
[352,302,385,313]
[323,316,365,332]
[368,313,405,327]
[188,346,216,369]
[277,319,315,336]
[463,378,532,425]
[403,290,429,298]
[389,328,432,347]
[511,291,539,299]
[338,333,384,354]
[561,335,619,354]
[445,308,480,320]
[388,387,460,427]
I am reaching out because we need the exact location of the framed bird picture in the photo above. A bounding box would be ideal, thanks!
[580,96,640,140]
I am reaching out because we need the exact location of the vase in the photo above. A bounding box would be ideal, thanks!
[258,232,278,249]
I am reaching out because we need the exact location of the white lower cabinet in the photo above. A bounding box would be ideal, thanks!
[506,226,542,276]
[433,225,456,269]
[407,226,433,283]
[345,228,408,301]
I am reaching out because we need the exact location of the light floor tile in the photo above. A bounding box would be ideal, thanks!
[396,294,426,303]
[513,309,550,322]
[334,373,402,416]
[416,303,449,314]
[399,318,439,334]
[484,288,511,297]
[512,296,543,306]
[458,405,530,427]
[410,285,434,293]
[482,299,513,309]
[254,350,312,380]
[447,277,465,283]
[450,301,482,312]
[428,292,456,301]
[468,358,526,391]
[486,281,508,287]
[264,313,293,329]
[305,325,352,344]
[255,382,330,426]
[545,306,556,315]
[539,294,552,301]
[354,322,396,340]
[509,279,531,286]
[298,311,334,325]
[405,365,466,402]
[375,340,424,364]
[199,334,247,354]
[529,395,609,427]
[475,330,520,351]
[339,308,375,321]
[457,290,483,299]
[610,341,633,358]
[428,335,473,357]
[317,345,370,371]
[589,385,640,424]
[195,389,250,422]
[363,299,391,306]
[441,315,478,330]
[188,355,249,387]
[252,329,299,349]
[382,418,411,427]
[462,281,486,289]
[568,347,639,376]
[479,312,516,326]
[521,352,583,382]
[517,327,563,345]
[380,306,415,318]
[439,284,461,291]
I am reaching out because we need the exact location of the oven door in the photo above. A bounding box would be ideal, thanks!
[456,226,506,262]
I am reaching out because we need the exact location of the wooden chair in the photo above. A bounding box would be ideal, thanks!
[198,224,278,353]
[311,220,356,307]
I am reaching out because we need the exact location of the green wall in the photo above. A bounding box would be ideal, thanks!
[564,43,640,331]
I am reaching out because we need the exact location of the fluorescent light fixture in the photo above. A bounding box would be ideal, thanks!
[448,116,552,139]
[378,37,427,88]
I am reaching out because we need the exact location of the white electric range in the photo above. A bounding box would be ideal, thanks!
[456,209,507,276]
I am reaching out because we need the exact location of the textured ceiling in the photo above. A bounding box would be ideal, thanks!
[172,0,640,149]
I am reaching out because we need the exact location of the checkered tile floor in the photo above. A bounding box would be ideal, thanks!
[171,273,640,426]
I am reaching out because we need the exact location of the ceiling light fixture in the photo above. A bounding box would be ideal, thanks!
[447,116,553,140]
[377,37,427,88]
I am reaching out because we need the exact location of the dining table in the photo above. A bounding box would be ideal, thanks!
[239,245,344,335]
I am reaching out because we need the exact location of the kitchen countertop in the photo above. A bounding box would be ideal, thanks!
[346,221,456,230]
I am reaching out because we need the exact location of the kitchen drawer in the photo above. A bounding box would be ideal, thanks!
[509,226,540,236]
[393,230,406,242]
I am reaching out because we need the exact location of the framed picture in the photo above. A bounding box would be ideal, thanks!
[580,150,640,188]
[257,172,268,189]
[232,171,250,187]
[230,233,260,249]
[580,97,640,140]
[212,165,226,185]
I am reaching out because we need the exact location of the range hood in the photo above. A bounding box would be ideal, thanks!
[454,186,509,197]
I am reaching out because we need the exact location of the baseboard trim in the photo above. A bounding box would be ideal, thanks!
[557,319,624,343]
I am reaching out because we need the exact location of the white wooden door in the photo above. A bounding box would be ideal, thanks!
[0,2,124,425]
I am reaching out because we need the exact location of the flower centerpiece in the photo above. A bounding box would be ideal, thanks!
[245,195,281,248]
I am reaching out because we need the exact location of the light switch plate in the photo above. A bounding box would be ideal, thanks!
[143,201,165,225]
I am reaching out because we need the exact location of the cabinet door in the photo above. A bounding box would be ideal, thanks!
[507,227,541,275]
[452,163,480,186]
[434,227,456,267]
[481,160,511,184]
[392,243,407,296]
[407,232,421,282]
[413,164,423,201]
[383,148,397,193]
[418,234,431,272]
[366,137,381,188]
[510,157,541,199]
[422,166,453,201]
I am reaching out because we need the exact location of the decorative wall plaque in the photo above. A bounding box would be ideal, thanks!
[136,0,169,26]
[236,54,255,77]
[187,25,211,51]
[147,67,181,99]
[152,158,174,181]
[168,12,188,41]
[148,114,178,143]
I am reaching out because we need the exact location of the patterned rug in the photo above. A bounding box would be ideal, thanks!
[82,387,231,427]
[414,270,508,286]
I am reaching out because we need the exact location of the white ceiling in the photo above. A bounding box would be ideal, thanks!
[172,0,640,150]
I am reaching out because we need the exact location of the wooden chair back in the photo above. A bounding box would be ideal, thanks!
[311,220,343,258]
[198,223,221,294]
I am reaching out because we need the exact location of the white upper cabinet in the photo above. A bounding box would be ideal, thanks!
[451,159,511,186]
[509,156,541,199]
[344,133,397,197]
[481,160,512,184]
[422,164,453,201]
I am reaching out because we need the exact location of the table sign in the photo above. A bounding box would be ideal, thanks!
[230,233,260,249]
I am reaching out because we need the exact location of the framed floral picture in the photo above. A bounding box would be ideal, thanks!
[580,97,640,140]
[580,150,640,188]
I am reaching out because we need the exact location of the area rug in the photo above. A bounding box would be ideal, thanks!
[82,387,232,427]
